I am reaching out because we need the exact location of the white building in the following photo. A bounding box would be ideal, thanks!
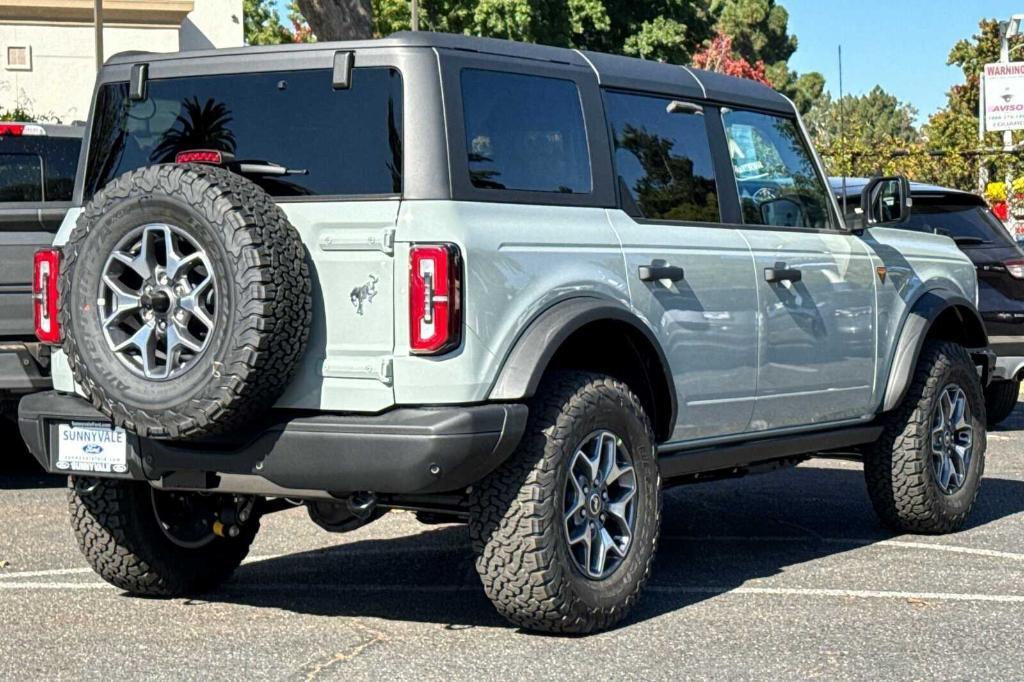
[1,0,243,123]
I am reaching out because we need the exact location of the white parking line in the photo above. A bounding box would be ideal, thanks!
[661,535,1024,561]
[646,585,1024,604]
[0,553,286,581]
[3,580,1024,605]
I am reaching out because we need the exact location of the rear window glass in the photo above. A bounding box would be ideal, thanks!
[903,202,1014,245]
[0,135,78,202]
[461,69,591,194]
[604,91,720,223]
[85,68,403,199]
[42,137,79,201]
[0,153,43,202]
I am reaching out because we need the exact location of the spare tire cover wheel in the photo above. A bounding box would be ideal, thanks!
[59,164,312,440]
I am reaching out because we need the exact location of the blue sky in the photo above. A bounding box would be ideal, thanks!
[786,0,1023,122]
[275,0,1020,123]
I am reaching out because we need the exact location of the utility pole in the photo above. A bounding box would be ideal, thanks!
[94,0,104,72]
[410,0,419,31]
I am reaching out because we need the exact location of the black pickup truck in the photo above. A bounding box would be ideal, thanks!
[0,122,82,419]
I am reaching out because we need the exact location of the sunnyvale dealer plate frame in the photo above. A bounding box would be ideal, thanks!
[55,421,129,475]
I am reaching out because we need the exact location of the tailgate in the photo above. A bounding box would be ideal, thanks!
[0,205,66,337]
[274,201,399,412]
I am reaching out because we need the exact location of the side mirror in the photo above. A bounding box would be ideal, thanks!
[860,175,911,229]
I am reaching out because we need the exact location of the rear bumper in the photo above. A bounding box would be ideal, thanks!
[0,342,49,395]
[18,391,528,495]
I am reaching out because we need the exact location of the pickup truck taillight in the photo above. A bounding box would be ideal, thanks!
[409,244,462,355]
[33,249,61,344]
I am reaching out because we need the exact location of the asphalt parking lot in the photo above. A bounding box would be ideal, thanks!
[2,402,1023,681]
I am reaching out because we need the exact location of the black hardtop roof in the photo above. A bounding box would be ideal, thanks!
[105,31,794,115]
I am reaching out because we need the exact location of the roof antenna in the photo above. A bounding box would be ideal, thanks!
[839,44,848,221]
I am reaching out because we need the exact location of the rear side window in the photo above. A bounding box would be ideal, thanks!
[604,91,720,223]
[0,153,43,202]
[460,69,591,194]
[85,68,403,199]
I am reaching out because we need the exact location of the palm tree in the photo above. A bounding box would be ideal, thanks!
[150,97,237,163]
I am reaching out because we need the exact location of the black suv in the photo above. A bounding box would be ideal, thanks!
[0,122,82,421]
[834,178,1023,426]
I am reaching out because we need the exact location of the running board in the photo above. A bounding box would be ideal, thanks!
[657,425,883,481]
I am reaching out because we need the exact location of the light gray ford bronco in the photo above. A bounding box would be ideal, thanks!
[19,33,993,634]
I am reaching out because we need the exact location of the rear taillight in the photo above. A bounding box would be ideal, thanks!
[33,249,61,344]
[1005,259,1024,279]
[409,244,462,354]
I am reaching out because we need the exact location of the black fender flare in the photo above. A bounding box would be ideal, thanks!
[488,297,677,437]
[881,289,989,412]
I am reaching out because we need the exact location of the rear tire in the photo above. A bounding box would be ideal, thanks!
[864,341,985,534]
[984,379,1019,428]
[68,477,259,595]
[469,371,661,633]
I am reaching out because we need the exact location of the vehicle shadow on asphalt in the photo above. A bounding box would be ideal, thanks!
[198,460,1024,634]
[0,418,63,490]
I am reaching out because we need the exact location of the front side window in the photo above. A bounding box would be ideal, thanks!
[460,69,592,194]
[722,109,833,230]
[604,91,720,223]
[85,67,403,199]
[0,153,42,202]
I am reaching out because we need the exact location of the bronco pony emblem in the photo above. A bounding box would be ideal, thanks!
[350,274,379,315]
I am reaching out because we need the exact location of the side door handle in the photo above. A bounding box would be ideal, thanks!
[638,264,685,282]
[764,267,802,284]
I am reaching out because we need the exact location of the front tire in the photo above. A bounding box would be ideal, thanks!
[469,372,661,633]
[68,477,259,595]
[984,379,1019,428]
[865,341,985,534]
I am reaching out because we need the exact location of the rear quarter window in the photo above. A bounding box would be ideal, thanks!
[85,67,403,199]
[460,69,592,194]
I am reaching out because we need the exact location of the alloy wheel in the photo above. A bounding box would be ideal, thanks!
[930,383,974,495]
[563,430,638,580]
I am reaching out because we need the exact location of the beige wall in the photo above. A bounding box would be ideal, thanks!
[1,0,243,123]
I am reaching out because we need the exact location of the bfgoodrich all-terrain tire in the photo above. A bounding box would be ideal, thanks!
[68,477,258,595]
[984,379,1020,428]
[60,164,311,439]
[865,341,986,534]
[469,372,661,634]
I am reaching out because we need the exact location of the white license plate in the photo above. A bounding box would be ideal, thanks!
[56,422,128,474]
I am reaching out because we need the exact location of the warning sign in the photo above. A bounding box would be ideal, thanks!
[984,62,1024,132]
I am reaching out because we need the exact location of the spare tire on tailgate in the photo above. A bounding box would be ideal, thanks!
[59,164,312,439]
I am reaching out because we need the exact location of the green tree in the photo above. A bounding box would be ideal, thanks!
[806,86,918,150]
[244,0,314,44]
[370,0,714,63]
[710,0,823,112]
[0,106,36,122]
[920,18,1023,191]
